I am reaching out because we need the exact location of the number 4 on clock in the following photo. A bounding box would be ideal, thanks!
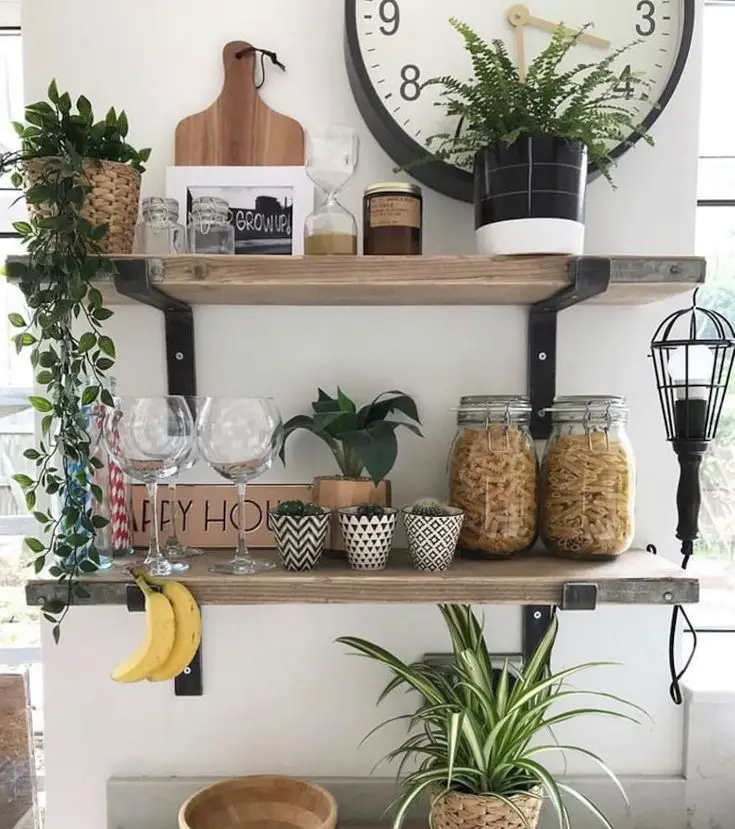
[615,64,635,98]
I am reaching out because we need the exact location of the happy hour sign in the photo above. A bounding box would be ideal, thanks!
[131,484,312,549]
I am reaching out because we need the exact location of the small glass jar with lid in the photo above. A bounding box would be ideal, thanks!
[540,396,635,560]
[448,395,539,558]
[135,197,186,255]
[187,196,235,254]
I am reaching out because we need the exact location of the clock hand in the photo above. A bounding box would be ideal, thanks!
[507,4,611,50]
[516,23,526,81]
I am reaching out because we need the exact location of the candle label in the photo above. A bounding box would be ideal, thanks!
[369,195,421,229]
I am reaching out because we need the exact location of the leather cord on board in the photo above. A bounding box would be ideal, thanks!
[235,46,287,89]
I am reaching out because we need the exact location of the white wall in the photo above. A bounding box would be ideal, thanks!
[20,2,703,828]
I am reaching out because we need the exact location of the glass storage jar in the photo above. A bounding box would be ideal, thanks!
[449,395,539,557]
[135,197,186,255]
[540,396,635,560]
[187,196,235,254]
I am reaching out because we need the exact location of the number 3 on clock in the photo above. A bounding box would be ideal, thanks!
[637,0,656,36]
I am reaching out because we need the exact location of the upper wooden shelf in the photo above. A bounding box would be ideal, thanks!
[25,549,698,608]
[99,254,704,307]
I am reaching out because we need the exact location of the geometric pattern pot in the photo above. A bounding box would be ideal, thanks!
[430,786,543,829]
[270,509,331,572]
[338,507,398,571]
[403,508,464,572]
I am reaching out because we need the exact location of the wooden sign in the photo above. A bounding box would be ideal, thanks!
[131,484,312,549]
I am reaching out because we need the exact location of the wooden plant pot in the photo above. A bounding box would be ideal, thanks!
[430,787,543,829]
[312,476,391,553]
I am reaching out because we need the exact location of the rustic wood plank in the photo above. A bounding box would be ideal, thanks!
[0,672,37,829]
[10,255,704,307]
[101,254,703,306]
[25,549,698,608]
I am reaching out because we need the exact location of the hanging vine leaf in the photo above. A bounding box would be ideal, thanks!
[0,81,151,640]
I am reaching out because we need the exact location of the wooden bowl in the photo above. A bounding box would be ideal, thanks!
[178,775,338,829]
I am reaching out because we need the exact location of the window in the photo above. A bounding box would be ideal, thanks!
[691,0,735,627]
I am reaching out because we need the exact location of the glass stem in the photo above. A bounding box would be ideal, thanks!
[167,479,180,550]
[234,481,250,564]
[147,481,162,564]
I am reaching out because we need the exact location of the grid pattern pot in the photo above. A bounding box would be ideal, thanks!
[430,787,543,829]
[270,510,331,572]
[403,508,464,571]
[338,507,397,570]
[25,157,141,254]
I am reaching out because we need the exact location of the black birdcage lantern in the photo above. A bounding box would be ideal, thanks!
[650,293,735,702]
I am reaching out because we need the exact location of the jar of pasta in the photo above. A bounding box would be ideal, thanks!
[449,395,538,557]
[541,396,635,560]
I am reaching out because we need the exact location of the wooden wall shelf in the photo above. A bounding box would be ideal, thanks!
[99,254,704,307]
[26,549,698,608]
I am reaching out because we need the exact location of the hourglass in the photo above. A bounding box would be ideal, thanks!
[304,126,359,255]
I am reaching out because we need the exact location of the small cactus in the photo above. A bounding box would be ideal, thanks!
[273,500,323,518]
[356,503,387,519]
[410,497,451,517]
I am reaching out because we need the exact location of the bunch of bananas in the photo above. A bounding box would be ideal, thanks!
[112,571,202,683]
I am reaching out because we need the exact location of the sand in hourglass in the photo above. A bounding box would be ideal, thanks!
[304,231,357,255]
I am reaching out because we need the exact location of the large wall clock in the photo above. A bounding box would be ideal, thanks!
[345,0,695,202]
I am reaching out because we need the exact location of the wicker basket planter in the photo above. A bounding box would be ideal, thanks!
[179,775,337,829]
[25,157,141,254]
[430,787,543,829]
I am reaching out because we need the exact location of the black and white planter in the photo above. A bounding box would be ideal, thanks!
[403,508,464,572]
[270,508,331,572]
[338,507,398,571]
[474,136,587,256]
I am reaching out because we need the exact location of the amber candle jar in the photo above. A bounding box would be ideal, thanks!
[363,182,422,255]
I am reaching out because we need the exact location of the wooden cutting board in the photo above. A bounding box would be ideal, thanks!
[175,41,305,166]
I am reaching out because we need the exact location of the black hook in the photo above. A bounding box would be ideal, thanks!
[235,46,287,89]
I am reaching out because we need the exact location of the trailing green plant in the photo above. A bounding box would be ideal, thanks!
[338,606,643,829]
[281,388,422,485]
[355,503,388,519]
[3,80,150,172]
[408,497,452,517]
[272,500,325,518]
[422,19,653,182]
[1,81,151,642]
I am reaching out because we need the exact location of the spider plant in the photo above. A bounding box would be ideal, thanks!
[338,606,642,829]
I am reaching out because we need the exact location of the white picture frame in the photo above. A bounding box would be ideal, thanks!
[166,166,314,255]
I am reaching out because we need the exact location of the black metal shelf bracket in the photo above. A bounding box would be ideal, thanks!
[116,258,202,696]
[522,581,599,662]
[113,259,197,397]
[529,257,612,440]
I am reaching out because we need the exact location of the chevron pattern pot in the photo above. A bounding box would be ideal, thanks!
[270,509,331,572]
[338,507,398,570]
[403,507,464,571]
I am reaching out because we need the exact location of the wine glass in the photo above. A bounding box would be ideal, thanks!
[104,396,195,577]
[163,439,203,560]
[304,126,359,255]
[197,397,283,575]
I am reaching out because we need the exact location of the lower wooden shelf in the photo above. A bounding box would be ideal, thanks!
[25,549,698,607]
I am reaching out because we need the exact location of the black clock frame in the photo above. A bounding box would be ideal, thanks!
[345,0,695,203]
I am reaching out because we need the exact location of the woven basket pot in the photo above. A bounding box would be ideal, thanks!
[430,787,543,829]
[25,157,141,254]
[179,775,337,829]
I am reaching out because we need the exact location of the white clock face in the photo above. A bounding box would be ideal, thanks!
[347,0,692,199]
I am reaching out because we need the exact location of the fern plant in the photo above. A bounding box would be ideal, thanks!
[424,19,653,182]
